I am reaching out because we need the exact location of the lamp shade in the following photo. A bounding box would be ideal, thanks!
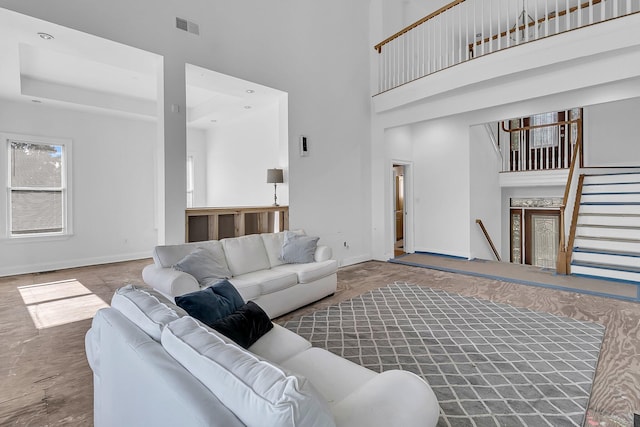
[266,168,284,184]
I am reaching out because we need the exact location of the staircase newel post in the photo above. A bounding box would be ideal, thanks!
[557,206,568,275]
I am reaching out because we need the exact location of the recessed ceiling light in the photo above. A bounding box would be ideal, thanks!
[244,105,252,109]
[246,89,255,94]
[31,99,42,103]
[38,32,54,40]
[210,119,217,123]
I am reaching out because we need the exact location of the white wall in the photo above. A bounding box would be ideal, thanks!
[378,0,451,36]
[0,99,157,275]
[387,125,413,159]
[469,124,501,261]
[186,128,207,207]
[584,97,640,167]
[205,102,288,207]
[411,117,471,257]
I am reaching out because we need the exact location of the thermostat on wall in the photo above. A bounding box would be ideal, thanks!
[300,135,309,157]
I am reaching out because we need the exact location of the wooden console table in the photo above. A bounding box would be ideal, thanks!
[185,206,289,242]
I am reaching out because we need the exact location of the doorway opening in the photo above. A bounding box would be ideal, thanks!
[393,164,406,257]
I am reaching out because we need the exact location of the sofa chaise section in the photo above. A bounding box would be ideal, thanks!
[86,285,440,427]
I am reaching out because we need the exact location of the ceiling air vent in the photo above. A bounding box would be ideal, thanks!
[176,17,199,35]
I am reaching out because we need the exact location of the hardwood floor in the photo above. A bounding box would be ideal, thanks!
[1,259,638,426]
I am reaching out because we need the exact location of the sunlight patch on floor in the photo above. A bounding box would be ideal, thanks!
[18,279,109,329]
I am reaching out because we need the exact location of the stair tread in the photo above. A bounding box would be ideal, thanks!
[576,235,640,243]
[573,247,640,258]
[571,260,640,274]
[579,213,640,217]
[582,191,640,195]
[584,181,640,185]
[581,202,640,205]
[576,224,640,230]
[585,172,640,176]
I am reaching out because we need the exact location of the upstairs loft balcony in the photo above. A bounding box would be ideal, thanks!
[374,0,640,95]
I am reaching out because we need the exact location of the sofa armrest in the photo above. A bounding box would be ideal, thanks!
[141,264,200,298]
[314,245,332,262]
[331,370,440,427]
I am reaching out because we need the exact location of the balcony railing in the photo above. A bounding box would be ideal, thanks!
[497,109,582,173]
[374,0,639,93]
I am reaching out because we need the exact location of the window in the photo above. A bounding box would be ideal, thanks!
[530,112,559,148]
[7,137,70,237]
[186,155,194,208]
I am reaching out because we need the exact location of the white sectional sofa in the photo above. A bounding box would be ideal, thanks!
[142,231,338,318]
[86,285,440,427]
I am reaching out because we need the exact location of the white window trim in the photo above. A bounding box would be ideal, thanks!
[3,133,73,240]
[186,155,194,208]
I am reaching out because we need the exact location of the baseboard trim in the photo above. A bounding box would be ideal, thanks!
[339,254,372,267]
[412,251,469,260]
[0,252,151,277]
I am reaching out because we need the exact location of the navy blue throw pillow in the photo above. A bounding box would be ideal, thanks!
[175,280,244,327]
[212,301,273,349]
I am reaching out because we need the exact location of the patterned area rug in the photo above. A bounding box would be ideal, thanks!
[283,283,605,427]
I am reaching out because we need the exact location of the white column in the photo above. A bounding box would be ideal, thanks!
[156,60,187,244]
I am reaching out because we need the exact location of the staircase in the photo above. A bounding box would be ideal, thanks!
[571,172,640,283]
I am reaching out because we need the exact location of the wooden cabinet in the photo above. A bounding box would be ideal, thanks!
[185,206,289,242]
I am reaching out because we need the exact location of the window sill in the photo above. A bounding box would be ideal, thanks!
[3,233,74,244]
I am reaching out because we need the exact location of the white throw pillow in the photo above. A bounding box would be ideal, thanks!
[111,284,187,341]
[161,316,336,427]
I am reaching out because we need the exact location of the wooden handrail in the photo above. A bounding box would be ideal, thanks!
[475,219,501,261]
[374,0,466,53]
[469,0,604,49]
[375,0,604,54]
[562,120,583,207]
[501,118,581,133]
[565,175,585,265]
[556,119,583,273]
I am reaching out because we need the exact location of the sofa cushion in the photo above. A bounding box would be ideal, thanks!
[110,284,187,341]
[153,240,224,268]
[221,235,271,276]
[248,324,312,364]
[281,231,320,264]
[273,259,338,284]
[175,280,245,327]
[162,317,336,427]
[230,269,298,298]
[173,246,232,286]
[260,231,287,268]
[211,301,273,349]
[280,347,377,405]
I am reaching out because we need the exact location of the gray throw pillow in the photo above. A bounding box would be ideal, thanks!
[173,246,232,285]
[175,280,245,326]
[280,231,319,264]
